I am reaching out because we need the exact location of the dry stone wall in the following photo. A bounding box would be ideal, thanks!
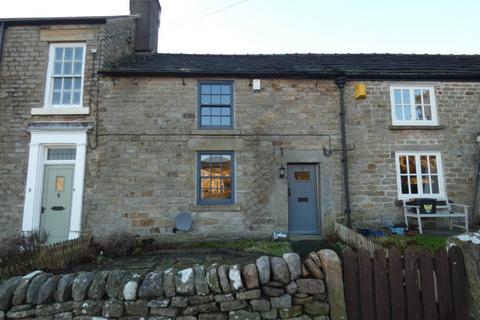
[447,234,480,320]
[0,250,346,320]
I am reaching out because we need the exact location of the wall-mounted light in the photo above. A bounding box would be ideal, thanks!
[323,146,331,157]
[279,165,286,179]
[476,132,480,148]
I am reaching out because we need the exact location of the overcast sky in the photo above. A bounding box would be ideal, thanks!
[1,0,479,54]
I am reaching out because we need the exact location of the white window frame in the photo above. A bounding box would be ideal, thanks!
[22,129,87,240]
[43,42,87,109]
[390,85,438,126]
[395,151,446,200]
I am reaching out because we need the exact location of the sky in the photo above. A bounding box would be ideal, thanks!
[1,0,479,54]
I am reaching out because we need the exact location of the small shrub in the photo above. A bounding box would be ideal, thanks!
[325,232,340,244]
[95,231,137,258]
[324,232,349,252]
[0,230,48,264]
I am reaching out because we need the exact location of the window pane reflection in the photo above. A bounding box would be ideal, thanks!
[397,153,442,197]
[199,152,233,202]
[199,82,232,127]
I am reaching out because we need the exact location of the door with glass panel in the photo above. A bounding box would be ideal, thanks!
[40,148,76,243]
[288,164,319,234]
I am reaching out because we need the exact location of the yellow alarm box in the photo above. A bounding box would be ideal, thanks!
[354,83,366,99]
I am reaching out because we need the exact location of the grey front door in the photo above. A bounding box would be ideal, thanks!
[40,165,74,243]
[288,164,319,234]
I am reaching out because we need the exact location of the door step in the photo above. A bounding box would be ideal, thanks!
[289,238,331,258]
[288,234,323,241]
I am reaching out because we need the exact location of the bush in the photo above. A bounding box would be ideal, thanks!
[95,231,137,258]
[0,230,48,264]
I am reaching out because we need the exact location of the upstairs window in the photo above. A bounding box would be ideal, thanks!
[45,43,86,107]
[390,86,438,125]
[198,81,233,128]
[198,152,234,204]
[395,152,445,199]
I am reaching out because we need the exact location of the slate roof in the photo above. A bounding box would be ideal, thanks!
[102,53,480,80]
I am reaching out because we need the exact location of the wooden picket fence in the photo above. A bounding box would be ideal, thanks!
[0,235,93,279]
[343,246,469,320]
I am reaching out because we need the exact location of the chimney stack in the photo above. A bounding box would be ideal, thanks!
[130,0,161,53]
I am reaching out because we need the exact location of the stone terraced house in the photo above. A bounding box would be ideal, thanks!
[1,0,480,243]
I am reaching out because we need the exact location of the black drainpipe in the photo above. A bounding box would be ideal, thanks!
[335,76,352,228]
[472,161,480,223]
[0,23,6,64]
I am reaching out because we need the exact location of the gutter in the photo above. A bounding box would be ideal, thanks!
[0,22,5,65]
[0,17,110,26]
[99,69,480,82]
[335,77,352,228]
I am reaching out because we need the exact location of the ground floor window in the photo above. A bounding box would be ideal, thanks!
[198,151,234,204]
[395,151,445,199]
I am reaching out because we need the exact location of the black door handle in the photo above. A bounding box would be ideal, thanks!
[51,206,65,211]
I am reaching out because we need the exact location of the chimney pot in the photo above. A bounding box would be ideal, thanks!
[130,0,161,53]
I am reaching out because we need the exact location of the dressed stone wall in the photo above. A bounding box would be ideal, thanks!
[0,17,136,237]
[0,250,346,320]
[1,16,479,238]
[345,81,480,226]
[84,77,344,239]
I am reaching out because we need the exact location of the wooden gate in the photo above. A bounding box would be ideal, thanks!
[342,246,469,320]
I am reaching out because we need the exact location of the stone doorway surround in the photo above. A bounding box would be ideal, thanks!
[22,122,91,240]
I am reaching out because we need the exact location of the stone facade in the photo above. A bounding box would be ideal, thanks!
[84,76,480,238]
[0,17,136,237]
[84,77,343,238]
[346,81,480,225]
[0,9,479,240]
[0,251,345,320]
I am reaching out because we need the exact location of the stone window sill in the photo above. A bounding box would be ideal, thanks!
[190,129,240,136]
[31,107,90,115]
[389,125,446,130]
[189,204,241,212]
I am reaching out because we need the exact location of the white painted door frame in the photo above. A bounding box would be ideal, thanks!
[22,129,87,240]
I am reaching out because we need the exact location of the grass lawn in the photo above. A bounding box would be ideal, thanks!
[191,239,293,256]
[374,234,448,251]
